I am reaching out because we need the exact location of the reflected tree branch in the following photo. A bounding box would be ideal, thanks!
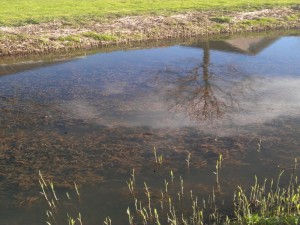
[164,40,248,122]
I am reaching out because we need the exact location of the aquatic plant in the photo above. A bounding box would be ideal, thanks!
[123,157,299,225]
[154,147,163,166]
[40,156,300,225]
[186,152,191,169]
[39,171,83,225]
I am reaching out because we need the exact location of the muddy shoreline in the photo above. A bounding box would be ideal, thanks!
[0,7,300,57]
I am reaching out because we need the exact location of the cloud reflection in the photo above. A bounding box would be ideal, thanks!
[58,36,300,136]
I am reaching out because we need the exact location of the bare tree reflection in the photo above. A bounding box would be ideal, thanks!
[164,40,247,122]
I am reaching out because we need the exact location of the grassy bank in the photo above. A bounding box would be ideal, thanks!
[0,1,299,57]
[1,0,300,26]
[0,7,300,57]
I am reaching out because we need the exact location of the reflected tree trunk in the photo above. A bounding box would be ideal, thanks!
[164,39,238,122]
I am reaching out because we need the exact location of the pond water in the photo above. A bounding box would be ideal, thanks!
[1,32,300,225]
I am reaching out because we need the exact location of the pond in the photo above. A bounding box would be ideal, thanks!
[1,31,300,225]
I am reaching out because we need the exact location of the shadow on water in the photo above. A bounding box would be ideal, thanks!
[0,31,300,224]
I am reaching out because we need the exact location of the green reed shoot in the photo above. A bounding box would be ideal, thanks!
[180,176,184,197]
[158,155,163,165]
[182,214,188,225]
[165,179,169,193]
[214,153,223,189]
[126,168,136,196]
[77,213,83,225]
[39,171,53,209]
[50,182,59,201]
[140,208,148,225]
[131,168,135,184]
[66,192,71,200]
[170,170,175,183]
[103,216,112,225]
[144,182,152,217]
[74,182,80,198]
[67,214,76,225]
[154,147,163,165]
[154,208,161,225]
[159,190,164,211]
[154,147,158,164]
[127,207,134,225]
[127,178,135,196]
[257,138,262,152]
[186,152,191,168]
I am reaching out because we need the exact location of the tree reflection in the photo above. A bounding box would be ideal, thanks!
[165,40,245,122]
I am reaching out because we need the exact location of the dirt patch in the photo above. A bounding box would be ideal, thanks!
[0,7,300,56]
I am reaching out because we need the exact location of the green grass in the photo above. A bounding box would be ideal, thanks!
[211,16,232,23]
[82,32,117,41]
[0,32,28,41]
[284,14,300,21]
[0,0,299,26]
[57,35,81,43]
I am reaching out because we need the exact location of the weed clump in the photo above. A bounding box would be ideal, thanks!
[211,16,232,23]
[82,32,117,41]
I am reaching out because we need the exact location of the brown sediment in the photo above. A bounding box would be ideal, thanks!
[0,94,267,203]
[0,7,300,57]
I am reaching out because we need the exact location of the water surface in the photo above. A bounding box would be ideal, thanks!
[1,32,300,225]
